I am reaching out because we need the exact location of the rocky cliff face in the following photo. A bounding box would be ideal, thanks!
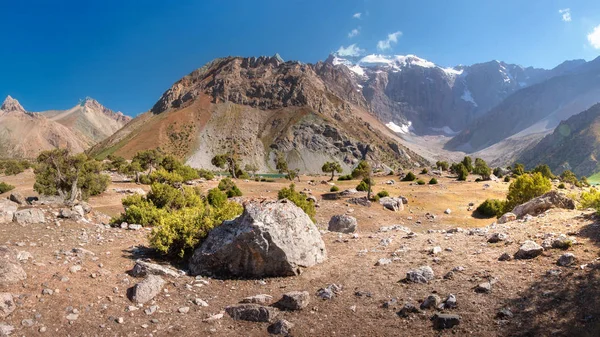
[517,103,600,177]
[90,55,429,172]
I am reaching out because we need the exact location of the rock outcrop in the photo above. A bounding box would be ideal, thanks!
[189,200,327,278]
[512,191,576,218]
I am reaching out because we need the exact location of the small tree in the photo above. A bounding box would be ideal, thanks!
[533,164,554,179]
[504,172,552,211]
[34,149,109,203]
[211,153,239,179]
[560,170,578,185]
[351,160,373,199]
[322,161,343,181]
[513,163,525,176]
[456,163,469,181]
[462,156,473,173]
[133,149,163,174]
[473,158,491,180]
[436,161,449,171]
[244,163,259,178]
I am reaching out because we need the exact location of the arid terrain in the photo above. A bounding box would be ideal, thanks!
[1,169,598,336]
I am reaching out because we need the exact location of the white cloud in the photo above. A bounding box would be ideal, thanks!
[377,31,402,51]
[588,24,600,49]
[336,44,364,57]
[348,27,360,38]
[353,12,361,19]
[559,8,571,22]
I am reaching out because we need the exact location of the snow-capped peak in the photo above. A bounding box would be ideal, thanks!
[331,53,463,78]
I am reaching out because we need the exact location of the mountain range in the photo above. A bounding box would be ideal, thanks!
[4,52,600,177]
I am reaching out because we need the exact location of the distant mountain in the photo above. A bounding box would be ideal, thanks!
[517,103,600,177]
[89,55,428,173]
[446,56,600,153]
[327,54,581,136]
[0,96,130,158]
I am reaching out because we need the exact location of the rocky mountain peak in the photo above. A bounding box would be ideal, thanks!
[1,95,26,113]
[79,97,131,123]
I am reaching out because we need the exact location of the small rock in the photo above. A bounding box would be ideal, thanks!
[178,306,190,314]
[432,313,461,329]
[66,313,79,321]
[405,266,434,283]
[430,246,442,255]
[475,282,492,293]
[397,303,421,317]
[144,305,158,315]
[129,275,164,304]
[420,294,441,310]
[496,308,513,319]
[21,319,34,327]
[375,258,392,266]
[0,324,14,336]
[275,291,310,311]
[498,253,512,261]
[440,294,457,309]
[268,319,294,335]
[225,304,278,323]
[557,253,576,267]
[0,293,15,318]
[444,208,451,214]
[498,212,516,224]
[193,298,209,307]
[515,240,544,259]
[240,294,273,305]
[487,233,508,243]
[328,215,358,233]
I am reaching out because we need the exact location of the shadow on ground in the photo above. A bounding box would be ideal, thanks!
[501,215,600,337]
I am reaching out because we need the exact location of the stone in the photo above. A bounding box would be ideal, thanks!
[189,200,326,278]
[0,293,15,318]
[58,208,73,219]
[497,212,516,224]
[9,193,25,205]
[498,253,512,261]
[0,324,14,336]
[488,233,508,243]
[375,258,392,266]
[512,191,576,218]
[128,224,142,230]
[0,200,18,224]
[240,294,273,305]
[275,291,310,310]
[397,303,421,317]
[14,208,45,225]
[0,247,27,286]
[66,313,79,321]
[420,294,441,310]
[557,253,576,267]
[515,240,544,259]
[328,215,357,233]
[379,197,404,212]
[441,294,457,309]
[432,313,461,329]
[496,308,513,319]
[72,205,85,218]
[225,304,278,323]
[475,282,492,293]
[430,247,442,255]
[405,266,434,283]
[316,284,342,300]
[444,208,451,214]
[550,235,574,249]
[144,305,158,315]
[193,298,209,307]
[178,306,190,314]
[268,319,294,335]
[348,197,371,207]
[130,260,180,278]
[129,275,164,304]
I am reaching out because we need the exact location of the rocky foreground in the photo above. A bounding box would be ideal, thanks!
[0,179,599,336]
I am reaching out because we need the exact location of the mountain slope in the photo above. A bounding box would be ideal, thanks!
[517,103,600,177]
[89,55,429,173]
[43,98,131,146]
[445,56,600,153]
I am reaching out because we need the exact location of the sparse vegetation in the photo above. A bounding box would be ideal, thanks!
[0,159,29,176]
[352,161,373,199]
[504,176,511,183]
[476,199,506,218]
[337,174,352,181]
[277,183,316,220]
[561,170,579,186]
[462,156,473,172]
[377,190,389,198]
[532,164,555,179]
[212,153,243,179]
[456,163,469,181]
[218,177,243,197]
[356,179,369,192]
[0,181,15,194]
[512,163,525,176]
[558,183,566,189]
[421,168,429,174]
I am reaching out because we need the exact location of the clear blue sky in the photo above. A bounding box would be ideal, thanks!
[1,0,599,116]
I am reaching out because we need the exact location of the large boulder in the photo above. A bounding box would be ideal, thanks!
[328,215,357,233]
[497,212,516,224]
[0,200,18,224]
[189,200,327,278]
[379,197,404,212]
[13,208,45,225]
[512,191,576,218]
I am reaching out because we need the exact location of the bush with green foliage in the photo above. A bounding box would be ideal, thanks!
[277,183,316,220]
[436,161,449,171]
[512,163,525,176]
[1,160,27,176]
[330,185,340,192]
[197,169,215,180]
[133,149,163,174]
[462,156,473,172]
[532,164,555,179]
[580,189,600,214]
[476,199,506,218]
[456,163,469,181]
[560,170,579,185]
[351,161,373,199]
[34,149,109,202]
[504,173,552,211]
[473,158,491,180]
[504,176,511,183]
[377,190,389,198]
[493,167,504,178]
[218,177,242,197]
[322,161,343,181]
[416,179,426,185]
[421,168,429,174]
[429,178,438,185]
[356,180,369,191]
[402,172,417,181]
[206,187,227,208]
[0,182,15,194]
[337,174,353,181]
[558,183,566,189]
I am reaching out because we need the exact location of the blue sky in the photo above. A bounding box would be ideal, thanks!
[1,0,599,116]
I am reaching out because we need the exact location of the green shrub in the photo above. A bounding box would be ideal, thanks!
[330,185,340,192]
[416,179,426,185]
[493,167,504,178]
[504,173,552,211]
[371,195,380,202]
[139,174,152,185]
[456,163,469,181]
[356,180,369,191]
[580,189,600,213]
[277,184,316,220]
[206,188,227,208]
[402,172,417,181]
[337,174,353,181]
[533,164,555,179]
[0,182,15,194]
[147,183,202,210]
[513,163,525,176]
[429,178,438,185]
[561,170,579,185]
[504,176,510,183]
[218,177,242,197]
[558,183,566,189]
[377,190,389,198]
[2,160,25,176]
[421,168,429,174]
[197,169,215,180]
[476,199,506,218]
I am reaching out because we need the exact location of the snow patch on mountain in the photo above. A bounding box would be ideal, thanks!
[386,121,413,134]
[461,88,477,106]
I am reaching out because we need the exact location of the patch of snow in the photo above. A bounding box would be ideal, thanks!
[348,64,365,76]
[443,67,463,76]
[386,121,412,134]
[331,56,352,66]
[461,88,478,107]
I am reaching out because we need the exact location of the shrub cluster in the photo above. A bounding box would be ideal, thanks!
[429,178,438,185]
[377,190,389,198]
[402,172,417,182]
[218,178,243,197]
[0,182,15,194]
[337,174,353,181]
[0,160,30,176]
[504,173,552,212]
[580,188,600,214]
[330,185,340,192]
[476,199,506,218]
[277,183,316,220]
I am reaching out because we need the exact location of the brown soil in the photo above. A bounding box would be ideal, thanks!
[1,170,599,336]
